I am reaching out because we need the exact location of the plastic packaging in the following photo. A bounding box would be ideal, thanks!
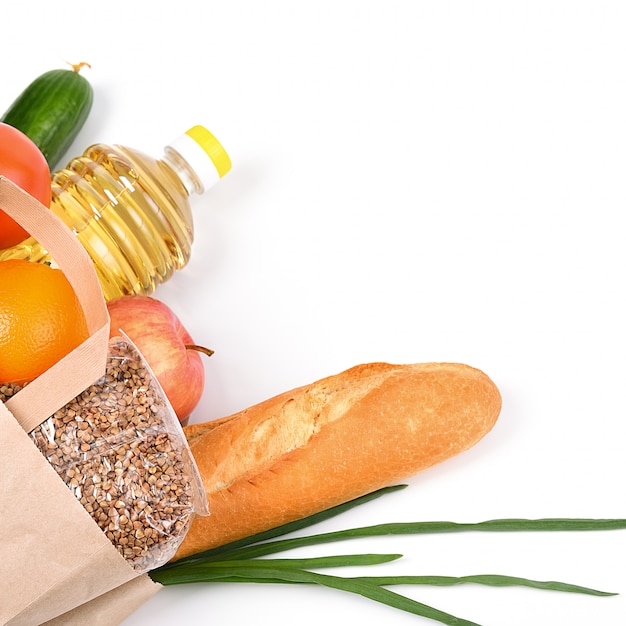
[23,335,208,573]
[0,126,231,301]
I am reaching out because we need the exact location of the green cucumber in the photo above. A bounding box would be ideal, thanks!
[1,62,94,169]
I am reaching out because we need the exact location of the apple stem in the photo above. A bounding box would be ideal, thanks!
[185,344,215,357]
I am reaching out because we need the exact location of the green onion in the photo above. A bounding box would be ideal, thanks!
[180,517,626,563]
[151,485,626,626]
[345,574,617,596]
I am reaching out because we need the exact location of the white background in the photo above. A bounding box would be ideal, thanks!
[3,2,626,625]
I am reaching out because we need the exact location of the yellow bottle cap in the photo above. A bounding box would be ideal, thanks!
[167,125,231,194]
[185,125,232,178]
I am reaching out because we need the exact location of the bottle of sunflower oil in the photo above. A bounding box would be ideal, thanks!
[0,125,231,301]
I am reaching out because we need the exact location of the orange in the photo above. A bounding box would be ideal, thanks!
[0,259,89,384]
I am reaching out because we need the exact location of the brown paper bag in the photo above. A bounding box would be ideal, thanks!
[0,177,162,625]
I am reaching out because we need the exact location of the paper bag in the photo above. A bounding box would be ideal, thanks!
[0,177,162,625]
[42,577,161,626]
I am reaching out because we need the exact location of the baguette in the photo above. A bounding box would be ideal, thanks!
[174,361,501,560]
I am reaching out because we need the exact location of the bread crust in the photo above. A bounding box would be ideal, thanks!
[174,362,501,560]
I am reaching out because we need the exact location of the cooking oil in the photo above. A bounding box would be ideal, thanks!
[0,125,231,300]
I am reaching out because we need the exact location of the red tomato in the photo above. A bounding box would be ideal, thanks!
[0,123,52,249]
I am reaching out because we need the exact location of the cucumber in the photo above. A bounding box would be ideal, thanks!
[1,62,94,170]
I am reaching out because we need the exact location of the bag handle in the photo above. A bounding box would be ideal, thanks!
[0,176,110,432]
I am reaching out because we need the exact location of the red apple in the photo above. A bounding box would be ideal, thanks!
[106,295,212,423]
